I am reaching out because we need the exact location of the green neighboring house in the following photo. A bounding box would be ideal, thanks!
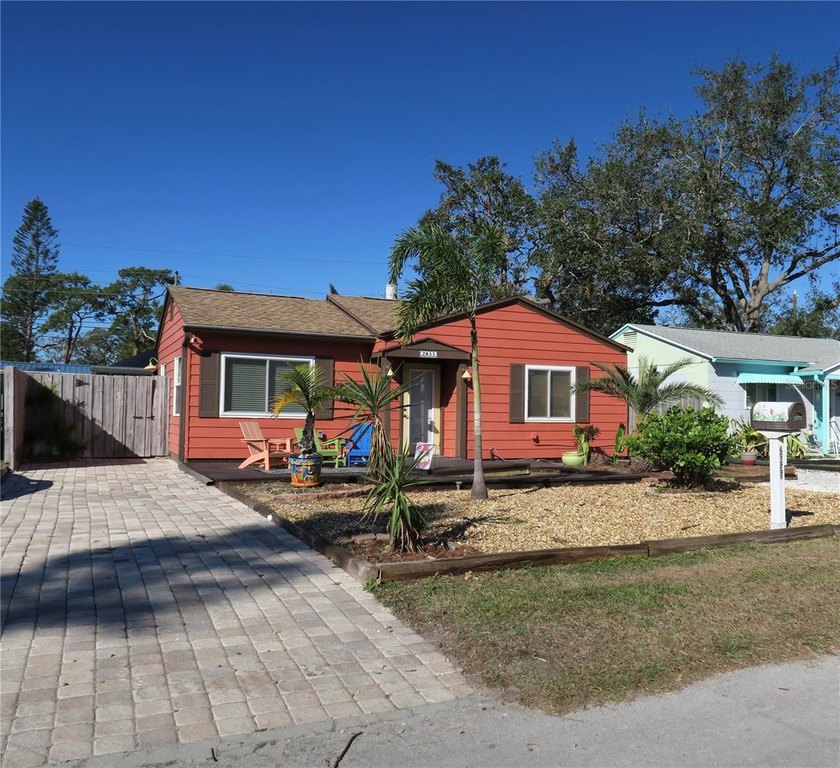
[610,324,840,456]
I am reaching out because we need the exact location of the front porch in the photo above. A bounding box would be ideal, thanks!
[183,456,645,487]
[181,455,799,488]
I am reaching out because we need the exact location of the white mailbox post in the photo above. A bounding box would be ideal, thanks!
[758,430,788,530]
[751,402,806,531]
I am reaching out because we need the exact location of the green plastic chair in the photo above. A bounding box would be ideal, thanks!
[293,427,347,468]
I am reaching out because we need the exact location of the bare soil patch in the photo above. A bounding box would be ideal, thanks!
[236,480,839,556]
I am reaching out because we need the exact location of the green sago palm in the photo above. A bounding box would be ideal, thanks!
[271,363,340,455]
[572,356,723,416]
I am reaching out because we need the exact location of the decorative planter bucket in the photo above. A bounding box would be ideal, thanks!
[740,451,758,466]
[561,451,586,467]
[289,454,324,487]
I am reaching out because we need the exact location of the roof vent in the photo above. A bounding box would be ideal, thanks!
[624,331,637,349]
[385,283,397,300]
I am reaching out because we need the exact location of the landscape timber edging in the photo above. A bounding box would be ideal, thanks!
[643,523,838,556]
[375,524,838,581]
[216,481,838,584]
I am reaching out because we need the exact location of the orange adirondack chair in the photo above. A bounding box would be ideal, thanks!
[238,422,293,470]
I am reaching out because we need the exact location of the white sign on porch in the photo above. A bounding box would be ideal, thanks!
[414,442,435,471]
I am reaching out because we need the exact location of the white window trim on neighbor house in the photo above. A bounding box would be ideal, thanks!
[219,352,313,418]
[524,364,576,422]
[172,356,182,416]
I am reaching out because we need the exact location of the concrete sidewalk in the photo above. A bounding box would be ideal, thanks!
[63,655,840,768]
[0,460,469,767]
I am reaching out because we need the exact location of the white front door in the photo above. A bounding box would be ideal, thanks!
[403,365,439,451]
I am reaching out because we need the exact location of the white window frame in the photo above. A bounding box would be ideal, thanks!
[743,382,778,409]
[172,356,182,416]
[524,365,576,422]
[219,352,314,418]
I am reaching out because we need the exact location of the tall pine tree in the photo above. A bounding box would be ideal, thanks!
[1,198,60,361]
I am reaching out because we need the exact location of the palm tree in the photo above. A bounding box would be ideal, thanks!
[572,356,723,420]
[272,363,339,455]
[389,222,507,500]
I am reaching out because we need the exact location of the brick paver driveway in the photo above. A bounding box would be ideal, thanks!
[0,460,469,767]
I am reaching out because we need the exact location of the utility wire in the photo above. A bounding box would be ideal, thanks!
[8,239,385,265]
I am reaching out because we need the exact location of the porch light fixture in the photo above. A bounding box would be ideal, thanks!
[144,358,158,371]
[461,368,472,382]
[386,366,394,378]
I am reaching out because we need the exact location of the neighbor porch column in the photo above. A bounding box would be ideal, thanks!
[821,378,831,454]
[822,375,840,456]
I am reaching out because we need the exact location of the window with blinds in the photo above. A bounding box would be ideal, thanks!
[221,355,311,416]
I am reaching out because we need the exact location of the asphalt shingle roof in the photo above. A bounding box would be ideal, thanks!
[326,295,400,335]
[627,324,840,371]
[168,286,374,338]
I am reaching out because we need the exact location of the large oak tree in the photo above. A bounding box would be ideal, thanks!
[536,56,840,333]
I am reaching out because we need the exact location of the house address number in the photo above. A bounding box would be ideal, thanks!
[419,350,438,358]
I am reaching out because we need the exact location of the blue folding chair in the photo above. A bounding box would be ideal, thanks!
[346,422,372,466]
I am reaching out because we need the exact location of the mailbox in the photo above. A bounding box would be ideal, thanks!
[750,401,806,432]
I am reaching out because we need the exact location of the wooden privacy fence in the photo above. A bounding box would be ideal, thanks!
[2,368,168,469]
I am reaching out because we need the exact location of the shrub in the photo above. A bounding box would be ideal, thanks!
[626,407,739,488]
[337,365,411,483]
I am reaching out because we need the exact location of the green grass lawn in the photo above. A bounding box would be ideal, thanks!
[375,538,840,714]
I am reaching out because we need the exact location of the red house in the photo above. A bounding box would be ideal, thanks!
[156,286,629,463]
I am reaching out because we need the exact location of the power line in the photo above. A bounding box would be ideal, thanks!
[45,240,384,265]
[1,274,329,297]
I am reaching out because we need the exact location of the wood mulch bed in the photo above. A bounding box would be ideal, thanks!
[235,479,840,558]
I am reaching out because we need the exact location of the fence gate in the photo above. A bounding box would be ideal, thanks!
[4,370,169,467]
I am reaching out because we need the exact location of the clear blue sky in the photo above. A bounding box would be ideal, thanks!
[2,1,838,310]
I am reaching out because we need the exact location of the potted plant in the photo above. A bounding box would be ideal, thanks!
[731,418,766,466]
[563,424,600,466]
[272,363,340,487]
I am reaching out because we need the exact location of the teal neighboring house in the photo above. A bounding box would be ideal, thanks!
[610,324,840,456]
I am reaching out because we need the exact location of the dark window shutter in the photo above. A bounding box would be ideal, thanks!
[575,366,590,422]
[313,358,334,419]
[509,364,525,423]
[199,353,220,418]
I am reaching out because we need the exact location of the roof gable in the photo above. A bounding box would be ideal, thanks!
[374,337,470,361]
[399,296,630,352]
